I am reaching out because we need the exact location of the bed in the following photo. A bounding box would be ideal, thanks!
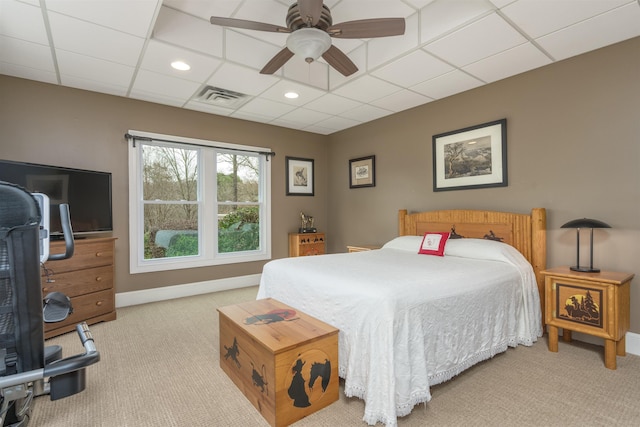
[257,208,546,426]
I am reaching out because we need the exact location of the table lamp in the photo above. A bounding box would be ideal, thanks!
[561,217,611,273]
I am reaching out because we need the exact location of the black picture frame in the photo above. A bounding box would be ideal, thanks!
[286,156,314,196]
[432,119,507,192]
[349,155,376,189]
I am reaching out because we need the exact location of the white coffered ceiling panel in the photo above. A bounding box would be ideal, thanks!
[0,0,49,44]
[425,13,527,67]
[371,49,453,88]
[2,0,638,135]
[370,89,433,113]
[0,36,55,72]
[207,62,279,96]
[56,49,134,90]
[500,0,630,39]
[411,69,483,100]
[139,39,221,82]
[153,6,224,58]
[462,42,551,84]
[536,2,640,61]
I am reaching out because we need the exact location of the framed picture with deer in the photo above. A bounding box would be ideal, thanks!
[432,119,507,192]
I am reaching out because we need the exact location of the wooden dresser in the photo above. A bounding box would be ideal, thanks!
[42,237,117,338]
[289,232,325,257]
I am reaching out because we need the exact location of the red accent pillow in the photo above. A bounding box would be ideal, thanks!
[418,232,450,256]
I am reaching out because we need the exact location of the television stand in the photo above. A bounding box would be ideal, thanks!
[42,237,117,338]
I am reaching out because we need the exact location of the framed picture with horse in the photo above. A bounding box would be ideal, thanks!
[286,156,314,196]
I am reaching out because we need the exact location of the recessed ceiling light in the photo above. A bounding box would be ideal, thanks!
[284,91,299,99]
[171,61,191,71]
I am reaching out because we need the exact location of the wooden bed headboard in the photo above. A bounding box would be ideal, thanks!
[398,208,547,318]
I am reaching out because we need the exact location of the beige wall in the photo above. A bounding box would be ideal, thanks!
[0,77,328,293]
[326,37,640,332]
[1,37,638,332]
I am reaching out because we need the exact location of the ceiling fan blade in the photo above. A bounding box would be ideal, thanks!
[328,18,405,39]
[210,16,291,33]
[298,0,324,26]
[260,48,295,74]
[322,45,358,77]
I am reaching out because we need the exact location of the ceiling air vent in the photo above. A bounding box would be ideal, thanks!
[195,86,250,109]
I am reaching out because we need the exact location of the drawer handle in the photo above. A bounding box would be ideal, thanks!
[43,287,48,293]
[95,276,103,282]
[95,252,103,257]
[96,301,103,306]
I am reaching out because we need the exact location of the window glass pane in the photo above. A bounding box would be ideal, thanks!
[218,205,260,253]
[144,203,199,259]
[217,153,259,202]
[129,132,270,273]
[143,144,198,201]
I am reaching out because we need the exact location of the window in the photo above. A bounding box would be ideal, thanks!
[127,131,271,273]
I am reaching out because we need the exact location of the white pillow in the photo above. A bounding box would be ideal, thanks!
[445,238,522,263]
[381,236,423,252]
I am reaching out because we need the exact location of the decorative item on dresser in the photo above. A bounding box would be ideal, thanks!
[542,266,633,370]
[289,232,325,257]
[42,237,116,338]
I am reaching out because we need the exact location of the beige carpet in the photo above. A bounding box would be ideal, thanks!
[32,286,640,427]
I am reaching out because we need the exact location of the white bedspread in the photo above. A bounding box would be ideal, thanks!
[257,238,542,426]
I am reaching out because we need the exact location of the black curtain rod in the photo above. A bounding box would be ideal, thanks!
[124,133,275,160]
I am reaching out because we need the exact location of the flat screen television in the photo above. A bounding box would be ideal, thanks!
[0,159,113,238]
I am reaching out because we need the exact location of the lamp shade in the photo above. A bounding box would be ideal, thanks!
[561,218,611,229]
[561,217,611,273]
[286,28,331,63]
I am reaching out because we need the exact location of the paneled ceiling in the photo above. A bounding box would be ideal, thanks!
[2,0,639,135]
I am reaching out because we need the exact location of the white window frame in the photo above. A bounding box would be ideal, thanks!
[127,130,271,274]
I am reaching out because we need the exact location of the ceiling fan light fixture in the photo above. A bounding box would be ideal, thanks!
[286,28,331,63]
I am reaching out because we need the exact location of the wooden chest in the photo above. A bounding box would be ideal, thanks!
[218,298,338,427]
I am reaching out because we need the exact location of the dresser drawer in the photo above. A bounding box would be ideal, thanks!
[48,239,114,272]
[42,265,113,298]
[44,288,115,333]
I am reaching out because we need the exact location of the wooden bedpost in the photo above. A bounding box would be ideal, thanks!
[531,208,547,325]
[398,209,408,236]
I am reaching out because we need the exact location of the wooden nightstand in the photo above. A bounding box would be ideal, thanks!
[542,266,634,369]
[289,232,325,257]
[346,245,381,253]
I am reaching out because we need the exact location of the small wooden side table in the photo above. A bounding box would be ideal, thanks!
[542,266,634,369]
[346,244,381,253]
[289,232,325,257]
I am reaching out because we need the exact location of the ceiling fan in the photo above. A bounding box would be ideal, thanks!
[210,0,405,77]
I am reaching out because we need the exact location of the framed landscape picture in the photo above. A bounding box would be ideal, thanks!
[432,119,507,192]
[286,156,314,196]
[349,155,375,189]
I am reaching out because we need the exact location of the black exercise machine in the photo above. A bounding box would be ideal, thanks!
[0,181,100,426]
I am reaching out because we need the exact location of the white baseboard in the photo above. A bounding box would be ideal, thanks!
[115,274,261,308]
[627,332,640,356]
